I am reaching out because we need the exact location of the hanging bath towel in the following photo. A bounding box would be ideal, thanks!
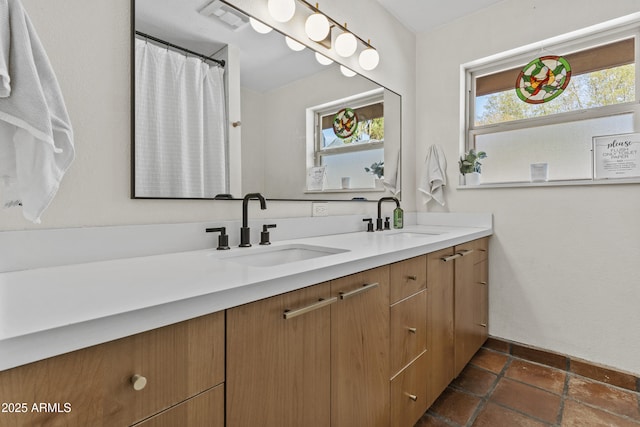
[418,144,447,206]
[0,0,74,223]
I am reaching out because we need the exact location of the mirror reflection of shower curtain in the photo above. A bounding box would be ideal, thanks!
[134,38,227,198]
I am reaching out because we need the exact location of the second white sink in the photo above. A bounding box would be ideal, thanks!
[219,244,349,267]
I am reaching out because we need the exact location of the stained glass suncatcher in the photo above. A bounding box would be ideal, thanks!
[332,108,358,139]
[515,55,571,104]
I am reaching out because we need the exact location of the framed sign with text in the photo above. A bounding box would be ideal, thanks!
[593,133,640,179]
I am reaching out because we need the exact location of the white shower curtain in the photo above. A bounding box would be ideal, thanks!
[134,38,227,198]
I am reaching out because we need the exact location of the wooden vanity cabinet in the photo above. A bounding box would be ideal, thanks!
[226,266,390,427]
[454,237,489,376]
[331,266,390,427]
[226,282,332,427]
[0,311,225,427]
[425,247,456,407]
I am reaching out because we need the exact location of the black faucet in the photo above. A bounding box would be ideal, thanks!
[240,193,267,247]
[376,197,400,231]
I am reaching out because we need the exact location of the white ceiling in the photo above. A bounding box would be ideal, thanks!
[375,0,504,33]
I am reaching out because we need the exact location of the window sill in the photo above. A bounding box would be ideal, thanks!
[305,187,386,194]
[458,177,640,189]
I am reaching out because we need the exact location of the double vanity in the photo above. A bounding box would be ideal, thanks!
[0,214,491,427]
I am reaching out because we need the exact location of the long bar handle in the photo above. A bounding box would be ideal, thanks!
[283,297,337,319]
[441,253,461,262]
[339,282,379,300]
[456,249,474,257]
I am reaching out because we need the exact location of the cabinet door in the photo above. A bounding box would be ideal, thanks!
[226,282,333,427]
[454,241,477,376]
[0,312,224,427]
[426,247,455,406]
[331,266,390,427]
[131,384,224,427]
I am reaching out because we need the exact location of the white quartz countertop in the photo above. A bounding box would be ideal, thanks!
[0,224,491,371]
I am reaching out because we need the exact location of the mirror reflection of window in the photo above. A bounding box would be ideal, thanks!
[312,91,385,190]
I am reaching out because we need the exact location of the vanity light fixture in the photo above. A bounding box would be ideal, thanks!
[268,0,296,23]
[304,3,330,42]
[335,24,357,57]
[315,52,333,65]
[340,65,356,77]
[285,36,306,51]
[358,40,379,71]
[249,17,273,34]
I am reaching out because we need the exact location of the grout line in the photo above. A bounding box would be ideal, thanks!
[465,357,512,426]
[556,369,572,426]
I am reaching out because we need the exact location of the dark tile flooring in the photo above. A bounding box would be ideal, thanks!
[415,347,640,427]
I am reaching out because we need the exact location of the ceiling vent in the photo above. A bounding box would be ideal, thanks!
[199,0,249,30]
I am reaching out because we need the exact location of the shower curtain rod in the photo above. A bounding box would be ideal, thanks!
[135,31,226,67]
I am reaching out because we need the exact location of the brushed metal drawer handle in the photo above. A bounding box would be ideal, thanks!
[407,275,418,281]
[406,393,418,402]
[339,282,379,300]
[441,253,461,262]
[480,323,487,328]
[131,374,147,391]
[283,297,337,319]
[407,327,417,334]
[456,249,474,257]
[480,281,488,285]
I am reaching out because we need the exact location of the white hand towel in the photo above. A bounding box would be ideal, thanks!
[0,0,9,97]
[0,0,74,223]
[418,144,447,206]
[383,150,401,196]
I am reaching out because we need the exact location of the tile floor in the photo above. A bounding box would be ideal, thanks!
[415,346,640,427]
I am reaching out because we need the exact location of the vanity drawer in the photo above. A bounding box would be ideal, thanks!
[389,255,427,304]
[390,289,427,376]
[132,384,224,427]
[0,311,225,427]
[390,351,428,427]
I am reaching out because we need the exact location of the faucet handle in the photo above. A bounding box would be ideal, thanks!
[206,227,230,250]
[363,218,374,232]
[260,224,277,245]
[384,217,391,230]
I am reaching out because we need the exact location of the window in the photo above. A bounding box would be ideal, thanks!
[465,18,640,185]
[308,90,384,190]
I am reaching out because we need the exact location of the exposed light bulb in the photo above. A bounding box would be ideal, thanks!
[305,12,330,42]
[315,52,333,65]
[340,65,356,77]
[285,36,306,52]
[249,17,272,34]
[267,0,296,23]
[335,29,357,57]
[358,47,379,70]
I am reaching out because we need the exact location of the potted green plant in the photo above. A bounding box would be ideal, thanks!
[459,149,486,185]
[365,161,384,189]
[364,161,384,178]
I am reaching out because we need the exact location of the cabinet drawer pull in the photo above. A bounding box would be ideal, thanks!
[283,297,337,319]
[406,393,418,402]
[441,253,461,262]
[407,327,417,334]
[480,323,487,328]
[407,275,417,281]
[480,281,488,285]
[339,282,379,300]
[131,374,147,391]
[456,249,474,257]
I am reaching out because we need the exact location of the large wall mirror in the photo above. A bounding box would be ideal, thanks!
[133,0,401,201]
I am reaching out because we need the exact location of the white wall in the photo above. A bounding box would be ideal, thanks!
[0,0,415,230]
[416,0,640,374]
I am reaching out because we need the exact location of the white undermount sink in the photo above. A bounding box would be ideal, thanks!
[219,244,349,267]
